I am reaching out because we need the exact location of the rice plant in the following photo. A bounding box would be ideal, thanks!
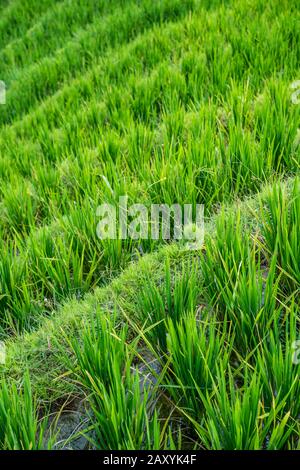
[135,260,200,353]
[0,373,52,450]
[166,312,232,417]
[193,366,294,450]
[66,312,178,450]
[260,178,300,295]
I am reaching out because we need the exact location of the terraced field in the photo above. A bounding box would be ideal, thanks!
[0,0,299,451]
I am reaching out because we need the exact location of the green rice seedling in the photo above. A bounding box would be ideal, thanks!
[0,217,104,333]
[253,79,300,172]
[217,119,273,197]
[27,230,100,301]
[0,373,53,450]
[0,179,39,237]
[87,367,169,450]
[137,281,167,353]
[165,312,232,417]
[66,313,177,450]
[60,200,135,274]
[201,210,250,310]
[136,259,200,353]
[255,298,300,420]
[67,313,128,392]
[193,366,294,450]
[260,178,300,295]
[0,242,35,334]
[223,251,280,354]
[201,209,282,353]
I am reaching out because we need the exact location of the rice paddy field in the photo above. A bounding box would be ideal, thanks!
[0,0,299,452]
